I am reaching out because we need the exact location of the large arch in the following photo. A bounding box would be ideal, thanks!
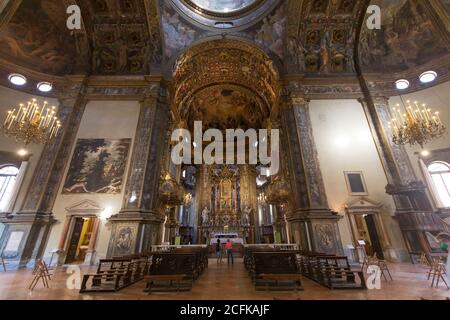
[170,38,281,130]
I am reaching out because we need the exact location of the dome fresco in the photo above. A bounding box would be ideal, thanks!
[189,0,257,13]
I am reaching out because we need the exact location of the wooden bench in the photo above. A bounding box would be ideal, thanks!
[313,256,366,289]
[80,256,149,293]
[246,251,304,291]
[143,249,207,293]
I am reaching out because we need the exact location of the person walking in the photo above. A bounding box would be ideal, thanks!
[215,238,223,264]
[225,239,234,265]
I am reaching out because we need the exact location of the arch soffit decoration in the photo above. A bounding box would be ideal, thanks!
[171,39,281,128]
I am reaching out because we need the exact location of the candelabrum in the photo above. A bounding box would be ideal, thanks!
[388,100,447,148]
[2,99,61,145]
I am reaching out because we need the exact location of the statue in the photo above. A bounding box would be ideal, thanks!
[243,206,252,225]
[201,206,210,225]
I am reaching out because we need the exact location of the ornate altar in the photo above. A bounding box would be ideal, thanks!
[197,165,257,244]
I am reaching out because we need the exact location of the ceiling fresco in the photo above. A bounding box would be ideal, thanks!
[185,85,266,130]
[0,0,448,83]
[359,0,449,73]
[0,0,88,75]
[161,0,285,62]
[162,4,198,61]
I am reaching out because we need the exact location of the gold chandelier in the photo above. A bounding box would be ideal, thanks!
[388,99,447,148]
[2,99,61,145]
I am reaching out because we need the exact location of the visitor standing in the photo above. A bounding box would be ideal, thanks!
[225,239,234,265]
[440,238,450,285]
[216,239,223,264]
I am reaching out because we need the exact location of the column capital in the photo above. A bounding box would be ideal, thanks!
[58,76,88,106]
[291,95,310,106]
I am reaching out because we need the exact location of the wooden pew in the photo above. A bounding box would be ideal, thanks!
[244,247,367,291]
[144,252,196,293]
[312,256,366,289]
[80,256,149,293]
[144,246,209,293]
[245,250,304,291]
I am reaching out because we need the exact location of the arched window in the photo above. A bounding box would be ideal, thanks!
[0,165,19,212]
[428,162,450,208]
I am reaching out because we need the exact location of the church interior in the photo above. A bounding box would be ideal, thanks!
[1,0,450,301]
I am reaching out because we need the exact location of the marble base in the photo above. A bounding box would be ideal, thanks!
[106,211,165,258]
[0,212,56,269]
[83,250,97,266]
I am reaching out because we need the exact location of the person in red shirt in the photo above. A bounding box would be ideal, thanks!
[225,239,234,265]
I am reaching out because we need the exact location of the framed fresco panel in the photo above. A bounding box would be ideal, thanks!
[63,139,131,194]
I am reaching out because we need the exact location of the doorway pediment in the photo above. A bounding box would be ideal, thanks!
[65,200,104,215]
[345,197,382,214]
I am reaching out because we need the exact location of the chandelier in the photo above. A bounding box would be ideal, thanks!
[257,192,267,205]
[388,99,447,148]
[2,99,61,145]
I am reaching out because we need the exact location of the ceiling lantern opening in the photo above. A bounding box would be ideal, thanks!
[171,0,279,31]
[188,0,258,14]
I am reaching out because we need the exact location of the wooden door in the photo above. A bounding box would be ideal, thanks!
[65,217,84,264]
[365,214,385,260]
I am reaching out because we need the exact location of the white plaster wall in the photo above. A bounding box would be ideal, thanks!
[309,99,408,261]
[0,86,59,212]
[43,100,140,263]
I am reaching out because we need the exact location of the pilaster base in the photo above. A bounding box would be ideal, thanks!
[83,250,97,266]
[287,209,344,255]
[106,210,165,258]
[0,212,56,269]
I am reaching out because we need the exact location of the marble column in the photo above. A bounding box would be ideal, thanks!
[195,165,212,244]
[106,83,169,258]
[0,78,88,269]
[360,96,448,258]
[281,93,343,255]
[164,207,179,244]
[239,165,258,243]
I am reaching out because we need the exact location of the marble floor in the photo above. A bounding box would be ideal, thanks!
[0,259,449,300]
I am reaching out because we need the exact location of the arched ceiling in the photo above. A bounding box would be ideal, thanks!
[171,39,279,130]
[0,0,449,96]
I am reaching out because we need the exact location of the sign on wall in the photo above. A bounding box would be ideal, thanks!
[63,138,131,194]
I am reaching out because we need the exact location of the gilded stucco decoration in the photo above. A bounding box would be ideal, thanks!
[286,0,366,74]
[172,39,280,130]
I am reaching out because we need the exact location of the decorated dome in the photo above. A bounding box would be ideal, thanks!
[187,0,258,14]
